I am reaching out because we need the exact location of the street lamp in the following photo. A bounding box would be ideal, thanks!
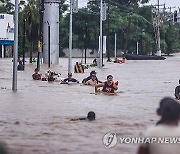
[47,21,50,68]
[68,0,72,74]
[12,0,19,91]
[99,0,103,68]
[114,32,117,59]
[84,22,87,64]
[22,18,26,66]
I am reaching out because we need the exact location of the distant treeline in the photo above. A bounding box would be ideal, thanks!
[0,0,180,58]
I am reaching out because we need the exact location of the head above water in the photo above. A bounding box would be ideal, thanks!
[68,73,72,77]
[35,68,39,72]
[87,111,95,121]
[90,71,96,76]
[157,97,180,124]
[107,75,113,80]
[47,69,51,73]
[91,73,96,78]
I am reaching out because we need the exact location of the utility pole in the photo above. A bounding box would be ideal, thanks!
[156,0,161,56]
[136,20,139,55]
[152,2,177,56]
[47,21,50,68]
[37,0,44,70]
[152,1,165,56]
[84,22,87,64]
[12,0,19,91]
[107,3,111,62]
[114,32,117,59]
[136,42,139,55]
[68,0,73,73]
[102,21,104,66]
[22,19,26,66]
[99,0,103,68]
[68,0,78,73]
[166,6,176,24]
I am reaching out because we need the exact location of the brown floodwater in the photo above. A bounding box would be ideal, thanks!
[0,54,180,154]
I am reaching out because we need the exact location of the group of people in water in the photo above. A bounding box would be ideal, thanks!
[32,69,119,94]
[31,66,180,154]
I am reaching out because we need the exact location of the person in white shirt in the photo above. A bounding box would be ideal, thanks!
[85,74,98,86]
[137,97,180,154]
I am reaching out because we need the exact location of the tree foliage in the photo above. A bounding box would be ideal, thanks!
[2,0,180,58]
[0,0,14,14]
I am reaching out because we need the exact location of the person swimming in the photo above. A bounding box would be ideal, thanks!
[32,68,42,80]
[95,75,118,93]
[61,73,79,84]
[85,74,98,86]
[70,111,96,121]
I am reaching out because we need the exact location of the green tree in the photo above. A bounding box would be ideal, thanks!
[22,0,40,63]
[59,0,68,56]
[165,24,180,55]
[0,0,14,14]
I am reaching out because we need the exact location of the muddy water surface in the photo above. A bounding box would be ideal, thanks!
[0,55,180,154]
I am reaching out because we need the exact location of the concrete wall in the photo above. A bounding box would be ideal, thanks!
[62,48,124,58]
[63,48,98,58]
[23,48,124,59]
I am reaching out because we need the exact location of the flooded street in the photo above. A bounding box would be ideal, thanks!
[0,55,180,154]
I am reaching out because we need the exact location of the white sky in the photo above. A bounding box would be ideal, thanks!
[78,0,180,11]
[9,0,180,12]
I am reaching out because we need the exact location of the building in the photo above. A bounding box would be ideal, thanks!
[177,12,180,23]
[0,14,14,58]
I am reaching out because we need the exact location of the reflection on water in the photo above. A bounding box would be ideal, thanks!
[0,55,180,154]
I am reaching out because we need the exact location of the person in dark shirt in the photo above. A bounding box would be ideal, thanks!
[61,73,79,84]
[95,75,118,93]
[93,58,97,66]
[70,111,96,121]
[82,71,101,84]
[32,68,42,80]
[175,79,180,100]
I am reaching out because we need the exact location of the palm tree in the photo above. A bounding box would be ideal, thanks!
[24,0,40,63]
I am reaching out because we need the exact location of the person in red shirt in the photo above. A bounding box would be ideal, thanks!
[95,75,118,94]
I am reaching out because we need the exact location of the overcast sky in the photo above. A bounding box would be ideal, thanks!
[79,0,180,11]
